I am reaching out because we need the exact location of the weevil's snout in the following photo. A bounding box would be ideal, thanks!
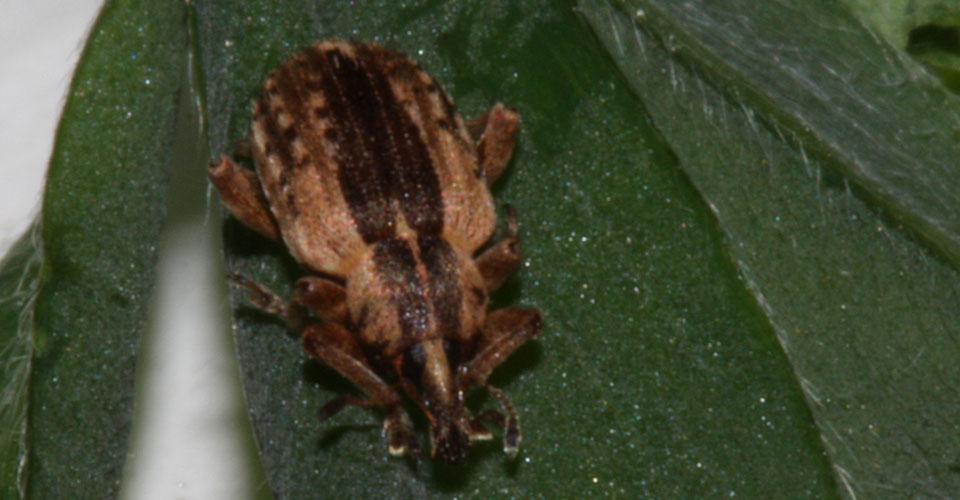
[430,407,472,465]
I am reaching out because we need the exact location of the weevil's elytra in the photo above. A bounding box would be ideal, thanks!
[209,40,541,465]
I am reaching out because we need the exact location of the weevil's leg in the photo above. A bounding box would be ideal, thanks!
[317,395,419,457]
[475,206,522,293]
[293,276,348,324]
[227,272,347,330]
[302,322,419,456]
[226,271,310,332]
[458,308,541,391]
[208,155,280,240]
[458,308,539,455]
[469,394,521,456]
[473,409,505,429]
[466,103,520,185]
[227,272,287,317]
[383,406,420,457]
[317,394,372,421]
[467,411,495,442]
[484,385,521,457]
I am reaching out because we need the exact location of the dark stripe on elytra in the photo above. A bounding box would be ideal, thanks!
[374,238,430,346]
[418,234,462,350]
[314,43,443,242]
[398,66,458,176]
[307,45,397,242]
[352,44,445,236]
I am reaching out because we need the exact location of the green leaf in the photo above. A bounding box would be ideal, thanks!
[201,1,837,498]
[581,0,960,498]
[10,0,955,496]
[0,226,42,499]
[840,1,960,94]
[0,1,188,497]
[840,0,960,50]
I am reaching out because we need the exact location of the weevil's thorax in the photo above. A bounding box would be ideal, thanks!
[346,227,489,377]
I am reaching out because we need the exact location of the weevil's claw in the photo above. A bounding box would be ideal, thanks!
[318,396,353,422]
[384,408,419,457]
[503,421,521,458]
[226,272,287,317]
[469,416,495,442]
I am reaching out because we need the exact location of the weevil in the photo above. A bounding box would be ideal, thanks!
[208,40,541,464]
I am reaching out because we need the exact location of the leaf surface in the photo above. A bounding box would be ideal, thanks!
[580,0,960,497]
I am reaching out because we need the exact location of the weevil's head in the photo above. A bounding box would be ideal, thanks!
[410,338,494,465]
[408,338,488,465]
[429,403,473,464]
[427,400,496,465]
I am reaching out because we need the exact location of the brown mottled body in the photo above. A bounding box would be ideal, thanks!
[209,40,540,464]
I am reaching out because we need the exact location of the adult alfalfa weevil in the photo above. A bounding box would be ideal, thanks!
[209,40,541,464]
